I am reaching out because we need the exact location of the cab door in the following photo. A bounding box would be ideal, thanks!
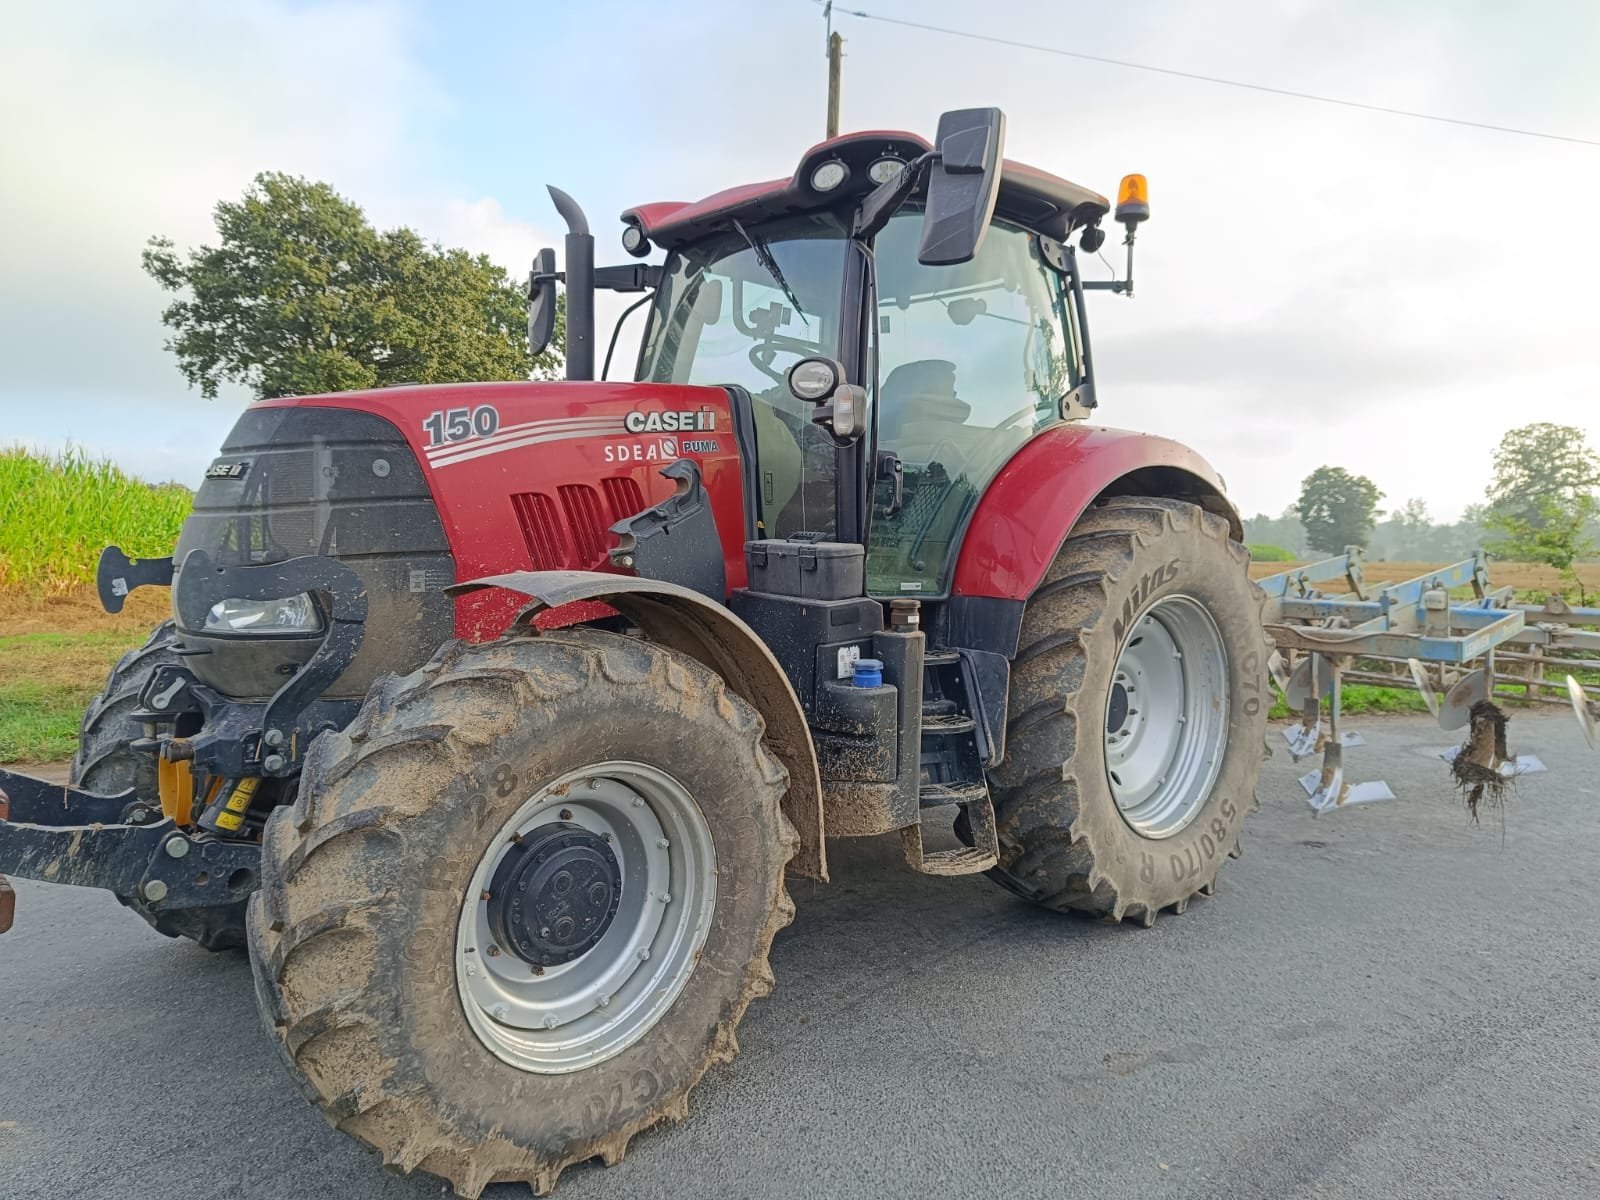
[867,211,1081,598]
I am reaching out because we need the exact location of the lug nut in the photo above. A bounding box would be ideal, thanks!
[493,1005,509,1021]
[659,892,671,905]
[657,837,670,849]
[487,945,501,957]
[465,962,477,976]
[543,1015,558,1029]
[596,994,610,1009]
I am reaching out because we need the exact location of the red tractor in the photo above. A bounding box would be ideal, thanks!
[0,109,1269,1194]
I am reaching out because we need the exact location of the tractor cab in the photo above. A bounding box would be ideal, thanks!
[537,109,1147,599]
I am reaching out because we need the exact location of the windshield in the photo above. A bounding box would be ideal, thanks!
[638,213,851,537]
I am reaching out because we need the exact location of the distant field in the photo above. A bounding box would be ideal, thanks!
[0,446,191,594]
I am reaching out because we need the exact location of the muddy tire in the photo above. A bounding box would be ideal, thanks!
[984,497,1271,923]
[72,620,180,797]
[71,620,249,951]
[249,628,796,1197]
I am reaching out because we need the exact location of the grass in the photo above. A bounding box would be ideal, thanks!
[1268,682,1432,721]
[0,590,169,764]
[0,445,191,594]
[0,628,146,762]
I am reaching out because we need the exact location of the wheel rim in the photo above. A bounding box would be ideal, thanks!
[1103,594,1230,839]
[455,761,717,1075]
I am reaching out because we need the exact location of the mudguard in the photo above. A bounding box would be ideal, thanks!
[951,424,1242,601]
[448,570,827,881]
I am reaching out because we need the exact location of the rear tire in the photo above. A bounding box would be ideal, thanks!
[249,628,796,1196]
[984,497,1271,924]
[71,620,248,951]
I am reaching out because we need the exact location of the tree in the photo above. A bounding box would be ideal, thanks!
[1482,423,1599,597]
[1296,466,1384,556]
[143,172,562,400]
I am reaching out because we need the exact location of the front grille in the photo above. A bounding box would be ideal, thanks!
[558,484,607,569]
[511,491,567,571]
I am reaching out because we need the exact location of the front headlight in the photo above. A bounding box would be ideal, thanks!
[203,593,323,635]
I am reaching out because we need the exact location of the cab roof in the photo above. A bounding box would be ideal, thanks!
[621,129,1110,250]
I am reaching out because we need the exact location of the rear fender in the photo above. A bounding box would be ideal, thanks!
[449,570,827,881]
[951,424,1241,602]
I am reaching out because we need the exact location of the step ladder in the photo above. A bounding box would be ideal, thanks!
[901,650,998,875]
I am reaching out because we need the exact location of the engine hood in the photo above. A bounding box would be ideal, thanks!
[253,380,754,641]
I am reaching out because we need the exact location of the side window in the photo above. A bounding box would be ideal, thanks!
[868,214,1076,596]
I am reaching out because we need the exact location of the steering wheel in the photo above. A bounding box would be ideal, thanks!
[747,343,789,386]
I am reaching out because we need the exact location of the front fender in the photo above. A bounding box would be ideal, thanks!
[448,570,826,881]
[951,424,1241,601]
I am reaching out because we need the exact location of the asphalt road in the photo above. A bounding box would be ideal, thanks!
[2,713,1597,1200]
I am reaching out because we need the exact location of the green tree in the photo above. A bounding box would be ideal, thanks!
[1482,423,1599,598]
[1296,466,1384,556]
[142,172,562,399]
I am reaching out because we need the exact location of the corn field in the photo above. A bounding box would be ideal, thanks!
[0,447,192,593]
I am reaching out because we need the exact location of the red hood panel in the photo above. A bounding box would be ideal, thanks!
[256,381,747,639]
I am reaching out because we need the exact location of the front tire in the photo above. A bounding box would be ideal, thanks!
[249,628,796,1196]
[985,497,1271,923]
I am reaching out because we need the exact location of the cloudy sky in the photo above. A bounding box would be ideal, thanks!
[2,0,1596,521]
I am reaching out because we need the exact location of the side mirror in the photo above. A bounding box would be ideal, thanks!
[788,356,865,440]
[527,247,558,356]
[918,107,1006,267]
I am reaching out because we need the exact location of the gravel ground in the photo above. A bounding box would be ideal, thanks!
[1,712,1596,1200]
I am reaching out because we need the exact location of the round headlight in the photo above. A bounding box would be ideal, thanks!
[621,223,651,258]
[867,157,905,185]
[810,160,849,192]
[787,357,842,402]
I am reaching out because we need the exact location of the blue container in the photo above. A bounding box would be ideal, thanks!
[852,658,884,688]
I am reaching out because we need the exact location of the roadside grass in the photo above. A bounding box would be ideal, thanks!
[1268,682,1432,721]
[0,629,144,762]
[0,589,168,764]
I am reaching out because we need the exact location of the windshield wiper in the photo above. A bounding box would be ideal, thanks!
[731,218,808,325]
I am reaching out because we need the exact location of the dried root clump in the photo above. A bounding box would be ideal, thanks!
[1452,700,1514,823]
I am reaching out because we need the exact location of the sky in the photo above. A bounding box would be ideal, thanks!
[2,0,1597,521]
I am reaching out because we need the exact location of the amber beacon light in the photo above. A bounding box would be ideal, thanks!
[1115,173,1149,227]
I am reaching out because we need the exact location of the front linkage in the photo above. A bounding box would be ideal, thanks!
[0,547,367,936]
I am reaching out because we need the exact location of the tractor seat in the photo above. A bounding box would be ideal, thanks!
[878,359,973,468]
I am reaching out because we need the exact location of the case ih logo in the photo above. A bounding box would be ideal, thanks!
[624,408,715,434]
[204,459,250,480]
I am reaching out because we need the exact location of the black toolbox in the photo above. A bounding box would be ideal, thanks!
[744,534,865,601]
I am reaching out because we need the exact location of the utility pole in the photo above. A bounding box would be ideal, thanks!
[824,3,842,138]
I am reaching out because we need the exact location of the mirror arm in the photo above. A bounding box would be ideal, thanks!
[852,152,936,242]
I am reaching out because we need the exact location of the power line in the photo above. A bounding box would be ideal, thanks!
[828,5,1599,148]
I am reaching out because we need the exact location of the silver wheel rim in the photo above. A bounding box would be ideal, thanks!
[454,761,717,1075]
[1103,594,1229,839]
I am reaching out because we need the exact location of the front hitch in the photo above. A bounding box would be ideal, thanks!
[0,766,259,934]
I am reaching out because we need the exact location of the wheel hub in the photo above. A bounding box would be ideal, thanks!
[1103,594,1230,839]
[455,763,718,1075]
[487,822,621,967]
